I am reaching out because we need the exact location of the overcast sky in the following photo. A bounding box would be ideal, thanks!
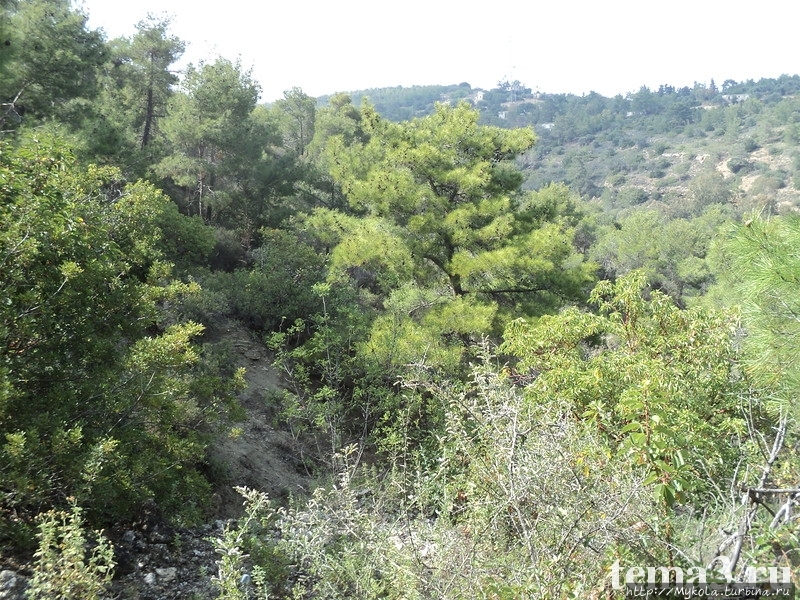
[78,0,800,103]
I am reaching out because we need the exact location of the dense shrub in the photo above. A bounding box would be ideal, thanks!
[25,504,115,600]
[199,229,325,332]
[214,356,658,599]
[0,137,242,542]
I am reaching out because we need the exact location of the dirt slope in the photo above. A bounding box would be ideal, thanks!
[203,318,313,518]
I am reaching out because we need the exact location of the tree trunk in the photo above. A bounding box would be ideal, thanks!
[141,86,154,148]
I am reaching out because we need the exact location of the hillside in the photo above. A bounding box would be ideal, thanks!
[334,76,800,217]
[5,4,800,597]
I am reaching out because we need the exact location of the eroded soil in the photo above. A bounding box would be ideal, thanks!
[203,317,314,518]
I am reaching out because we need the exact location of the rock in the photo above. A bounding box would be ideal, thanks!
[113,545,137,576]
[147,522,174,544]
[109,525,221,598]
[149,543,170,561]
[121,530,136,545]
[0,570,27,600]
[155,567,178,583]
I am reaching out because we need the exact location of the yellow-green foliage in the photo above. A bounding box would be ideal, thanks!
[319,104,592,370]
[711,215,800,394]
[25,504,115,600]
[362,287,497,374]
[503,271,748,506]
[275,104,595,453]
[0,136,238,540]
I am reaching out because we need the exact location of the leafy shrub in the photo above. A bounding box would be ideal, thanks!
[502,272,749,506]
[617,187,649,207]
[211,487,290,600]
[267,283,393,453]
[209,227,247,272]
[25,504,115,600]
[750,172,786,195]
[728,156,752,174]
[0,135,242,539]
[689,169,733,211]
[216,352,660,599]
[201,229,325,332]
[178,278,232,323]
[743,136,760,152]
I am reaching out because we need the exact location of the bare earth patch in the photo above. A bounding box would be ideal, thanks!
[203,318,313,518]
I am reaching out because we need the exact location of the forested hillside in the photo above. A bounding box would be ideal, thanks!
[2,2,800,598]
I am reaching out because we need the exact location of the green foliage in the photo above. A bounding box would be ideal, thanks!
[727,155,752,174]
[325,102,592,346]
[590,206,731,301]
[331,102,534,225]
[220,356,659,599]
[502,272,748,507]
[688,168,733,212]
[273,87,316,155]
[273,104,595,454]
[616,186,649,207]
[197,228,325,331]
[329,84,475,122]
[10,10,800,587]
[267,282,392,452]
[85,16,185,173]
[297,93,369,212]
[0,0,107,130]
[155,58,261,216]
[25,503,115,600]
[711,215,800,395]
[0,136,240,538]
[316,211,414,294]
[211,486,283,600]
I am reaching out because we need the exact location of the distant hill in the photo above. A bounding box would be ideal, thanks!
[317,83,475,121]
[323,75,800,216]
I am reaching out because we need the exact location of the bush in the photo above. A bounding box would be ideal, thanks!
[617,187,649,207]
[209,227,247,272]
[211,487,288,600]
[743,136,760,152]
[0,136,243,540]
[727,156,752,174]
[25,504,115,600]
[202,229,325,332]
[216,352,660,599]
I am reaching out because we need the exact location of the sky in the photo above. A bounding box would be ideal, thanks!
[77,0,800,103]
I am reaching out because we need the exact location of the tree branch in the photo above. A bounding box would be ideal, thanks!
[724,415,788,576]
[469,286,549,296]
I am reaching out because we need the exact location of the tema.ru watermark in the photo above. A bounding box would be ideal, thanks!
[610,558,794,597]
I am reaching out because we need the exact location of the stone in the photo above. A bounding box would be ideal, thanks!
[147,523,174,544]
[121,530,136,545]
[0,570,27,600]
[155,567,178,583]
[0,570,17,588]
[149,543,170,560]
[113,546,137,576]
[143,572,157,586]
